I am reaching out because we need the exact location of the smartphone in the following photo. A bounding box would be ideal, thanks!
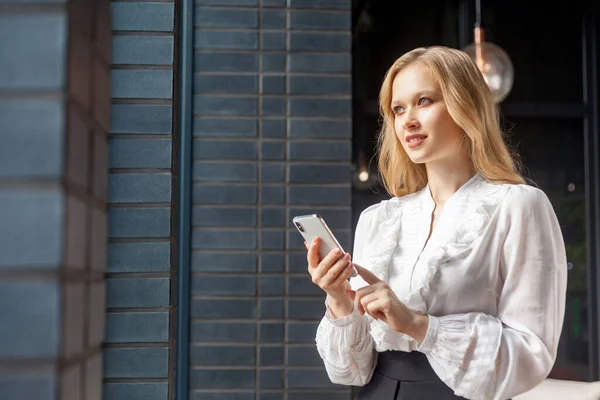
[292,214,358,278]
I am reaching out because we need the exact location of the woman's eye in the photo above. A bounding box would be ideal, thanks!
[418,97,432,105]
[393,106,404,114]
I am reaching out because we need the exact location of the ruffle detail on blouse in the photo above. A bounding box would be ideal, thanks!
[407,177,510,313]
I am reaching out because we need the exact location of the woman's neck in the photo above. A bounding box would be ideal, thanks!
[425,156,475,205]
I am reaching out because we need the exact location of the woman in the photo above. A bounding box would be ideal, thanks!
[305,46,567,400]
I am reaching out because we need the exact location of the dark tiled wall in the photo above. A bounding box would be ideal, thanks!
[0,1,111,400]
[104,1,175,400]
[191,0,353,398]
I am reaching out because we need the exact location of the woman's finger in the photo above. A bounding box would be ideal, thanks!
[306,238,321,272]
[313,247,344,279]
[320,254,352,288]
[354,285,377,315]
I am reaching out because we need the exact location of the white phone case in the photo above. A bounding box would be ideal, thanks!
[292,214,358,278]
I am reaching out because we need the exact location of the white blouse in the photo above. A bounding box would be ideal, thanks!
[315,174,568,400]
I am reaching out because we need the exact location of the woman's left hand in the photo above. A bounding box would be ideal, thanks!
[351,264,429,343]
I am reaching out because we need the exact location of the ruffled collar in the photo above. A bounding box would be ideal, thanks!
[363,174,509,351]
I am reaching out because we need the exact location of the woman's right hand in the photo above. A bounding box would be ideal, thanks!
[305,237,355,302]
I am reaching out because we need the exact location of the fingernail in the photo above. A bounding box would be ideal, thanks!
[313,238,318,244]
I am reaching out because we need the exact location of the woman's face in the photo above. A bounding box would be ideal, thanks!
[391,62,466,165]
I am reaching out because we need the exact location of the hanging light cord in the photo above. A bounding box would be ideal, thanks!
[475,0,483,28]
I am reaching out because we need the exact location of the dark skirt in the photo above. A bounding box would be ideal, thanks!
[355,351,467,400]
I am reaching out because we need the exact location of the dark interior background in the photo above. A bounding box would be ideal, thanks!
[350,0,600,383]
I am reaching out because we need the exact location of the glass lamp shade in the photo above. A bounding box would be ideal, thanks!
[463,40,514,103]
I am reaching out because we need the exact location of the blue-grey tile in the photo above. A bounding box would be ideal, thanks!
[261,163,285,182]
[191,299,257,319]
[192,229,257,250]
[260,322,284,341]
[288,299,325,320]
[194,140,257,160]
[108,208,171,238]
[262,0,285,5]
[290,32,350,52]
[193,206,257,226]
[289,141,351,161]
[192,274,256,295]
[111,104,172,134]
[289,0,350,9]
[193,184,257,204]
[261,32,286,50]
[286,368,337,388]
[105,312,169,343]
[262,230,284,250]
[288,164,349,183]
[0,281,59,358]
[262,9,285,28]
[196,0,258,4]
[109,139,172,169]
[108,242,170,273]
[0,373,56,400]
[111,3,174,31]
[196,7,258,28]
[260,252,285,272]
[109,173,172,203]
[260,299,284,318]
[288,185,351,205]
[194,95,257,116]
[106,278,170,308]
[289,98,350,117]
[261,53,286,72]
[190,370,255,389]
[191,394,254,400]
[260,275,285,296]
[261,119,286,138]
[190,345,255,366]
[260,346,284,366]
[195,52,258,72]
[111,70,173,99]
[0,13,66,89]
[196,29,258,50]
[112,36,173,65]
[194,73,258,94]
[193,161,257,182]
[0,100,64,179]
[288,207,350,229]
[103,383,168,400]
[191,321,256,342]
[287,322,319,342]
[289,119,351,139]
[0,189,64,268]
[261,185,285,205]
[288,252,311,273]
[287,276,322,296]
[289,76,350,95]
[260,370,284,389]
[261,141,285,160]
[191,252,257,272]
[288,392,349,400]
[288,345,322,366]
[261,208,285,227]
[260,392,284,400]
[289,54,350,73]
[261,75,286,94]
[262,97,286,116]
[104,348,169,378]
[290,10,350,30]
[194,117,257,137]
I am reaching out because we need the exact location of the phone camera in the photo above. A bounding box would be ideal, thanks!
[294,222,304,232]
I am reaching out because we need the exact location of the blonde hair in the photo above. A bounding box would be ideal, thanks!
[377,46,525,197]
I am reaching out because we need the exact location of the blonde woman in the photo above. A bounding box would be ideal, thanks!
[305,46,567,400]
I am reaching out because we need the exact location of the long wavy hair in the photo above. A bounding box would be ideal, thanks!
[377,46,525,197]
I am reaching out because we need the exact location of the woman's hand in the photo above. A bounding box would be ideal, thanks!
[305,238,355,301]
[351,264,429,343]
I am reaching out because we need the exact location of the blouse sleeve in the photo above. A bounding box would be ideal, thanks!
[314,204,379,386]
[417,186,568,400]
